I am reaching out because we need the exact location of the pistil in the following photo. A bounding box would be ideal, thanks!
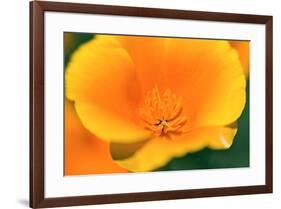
[139,86,187,137]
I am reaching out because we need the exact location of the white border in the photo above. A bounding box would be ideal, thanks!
[45,11,266,198]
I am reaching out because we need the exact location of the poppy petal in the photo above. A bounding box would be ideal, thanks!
[64,100,127,175]
[66,37,150,142]
[75,102,152,143]
[112,125,237,172]
[165,39,246,130]
[116,35,166,95]
[230,41,250,77]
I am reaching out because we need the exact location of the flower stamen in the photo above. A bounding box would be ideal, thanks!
[139,86,187,137]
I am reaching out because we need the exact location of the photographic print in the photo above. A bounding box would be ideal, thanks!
[64,33,250,176]
[30,2,272,207]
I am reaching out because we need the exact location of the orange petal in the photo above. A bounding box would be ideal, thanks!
[116,35,166,95]
[230,41,250,77]
[113,124,237,172]
[64,100,127,175]
[66,36,150,143]
[66,36,139,114]
[75,102,151,143]
[165,38,246,129]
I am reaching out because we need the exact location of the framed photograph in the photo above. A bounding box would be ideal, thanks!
[30,1,273,208]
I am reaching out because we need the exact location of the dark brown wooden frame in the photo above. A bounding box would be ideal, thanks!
[30,1,273,208]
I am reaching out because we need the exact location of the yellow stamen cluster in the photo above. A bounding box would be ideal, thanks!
[139,86,187,137]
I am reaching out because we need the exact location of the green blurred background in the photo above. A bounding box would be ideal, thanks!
[64,32,249,171]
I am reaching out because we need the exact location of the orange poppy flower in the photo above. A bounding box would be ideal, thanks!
[64,99,127,175]
[66,35,247,172]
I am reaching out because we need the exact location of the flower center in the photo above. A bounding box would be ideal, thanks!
[139,86,187,137]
